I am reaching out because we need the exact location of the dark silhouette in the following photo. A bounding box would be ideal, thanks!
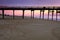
[0,6,60,21]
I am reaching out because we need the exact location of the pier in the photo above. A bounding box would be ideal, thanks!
[0,6,60,21]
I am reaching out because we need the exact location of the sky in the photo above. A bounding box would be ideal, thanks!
[0,0,60,6]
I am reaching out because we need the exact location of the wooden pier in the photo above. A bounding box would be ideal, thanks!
[0,6,60,21]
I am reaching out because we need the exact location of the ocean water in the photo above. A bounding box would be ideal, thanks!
[34,15,60,21]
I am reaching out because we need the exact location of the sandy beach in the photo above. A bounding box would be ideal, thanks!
[0,19,60,40]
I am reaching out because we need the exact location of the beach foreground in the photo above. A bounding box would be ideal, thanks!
[0,19,60,40]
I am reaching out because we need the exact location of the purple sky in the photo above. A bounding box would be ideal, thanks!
[0,0,60,6]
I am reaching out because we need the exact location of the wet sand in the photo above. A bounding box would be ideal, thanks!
[0,19,60,40]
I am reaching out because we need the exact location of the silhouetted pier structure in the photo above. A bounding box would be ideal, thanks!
[0,6,60,21]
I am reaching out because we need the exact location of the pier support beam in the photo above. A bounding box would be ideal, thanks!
[56,10,57,21]
[56,10,58,21]
[43,10,44,19]
[31,10,34,19]
[33,10,34,19]
[52,10,54,20]
[13,10,14,19]
[43,7,45,19]
[22,10,25,19]
[2,10,4,19]
[40,10,41,19]
[31,10,33,19]
[48,10,50,20]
